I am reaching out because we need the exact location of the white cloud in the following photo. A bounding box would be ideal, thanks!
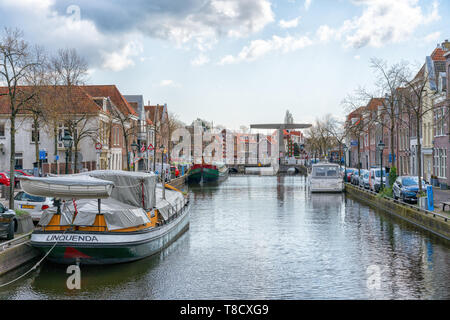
[354,55,361,60]
[191,53,210,66]
[423,31,441,43]
[159,80,180,87]
[219,34,313,64]
[279,16,301,29]
[0,0,276,70]
[316,25,336,43]
[328,0,441,48]
[304,0,312,10]
[102,41,143,71]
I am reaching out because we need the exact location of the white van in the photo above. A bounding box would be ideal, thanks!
[369,168,388,192]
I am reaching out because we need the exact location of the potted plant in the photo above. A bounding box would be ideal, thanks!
[417,191,427,209]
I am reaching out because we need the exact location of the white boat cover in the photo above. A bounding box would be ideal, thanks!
[75,170,157,210]
[20,175,114,199]
[38,198,151,230]
[155,186,186,220]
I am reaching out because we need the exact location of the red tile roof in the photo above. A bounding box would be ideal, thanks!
[431,47,446,61]
[366,98,384,111]
[81,85,137,116]
[0,85,101,115]
[145,105,166,123]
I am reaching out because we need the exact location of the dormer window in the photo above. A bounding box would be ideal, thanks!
[439,72,446,92]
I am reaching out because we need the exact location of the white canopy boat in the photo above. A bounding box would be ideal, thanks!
[20,170,190,265]
[309,162,344,193]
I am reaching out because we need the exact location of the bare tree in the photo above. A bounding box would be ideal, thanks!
[368,58,409,171]
[399,64,435,193]
[167,112,184,161]
[51,48,89,173]
[108,101,139,171]
[0,28,43,208]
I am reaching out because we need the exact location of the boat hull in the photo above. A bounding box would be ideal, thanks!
[31,205,190,265]
[202,167,219,182]
[187,167,202,184]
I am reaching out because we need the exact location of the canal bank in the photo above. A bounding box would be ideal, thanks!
[1,175,449,299]
[345,183,450,241]
[0,232,40,277]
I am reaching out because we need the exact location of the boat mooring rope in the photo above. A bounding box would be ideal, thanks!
[0,229,69,289]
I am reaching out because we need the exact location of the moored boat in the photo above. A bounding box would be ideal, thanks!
[21,170,190,265]
[202,162,228,183]
[309,162,344,193]
[187,162,229,184]
[187,164,203,184]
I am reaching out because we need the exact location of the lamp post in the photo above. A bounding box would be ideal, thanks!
[378,140,385,191]
[160,145,165,200]
[62,133,73,174]
[343,143,348,182]
[131,141,139,171]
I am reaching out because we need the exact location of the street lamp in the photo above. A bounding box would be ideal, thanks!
[343,144,348,182]
[62,133,73,174]
[378,140,385,191]
[160,145,165,200]
[131,141,139,171]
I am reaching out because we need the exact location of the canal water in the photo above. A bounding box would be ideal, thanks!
[1,175,449,299]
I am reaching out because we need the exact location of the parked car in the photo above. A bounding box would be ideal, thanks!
[344,168,357,183]
[0,202,16,240]
[392,176,427,203]
[351,170,361,185]
[7,169,32,188]
[14,191,53,222]
[361,171,370,189]
[21,169,35,176]
[369,168,388,192]
[0,172,10,187]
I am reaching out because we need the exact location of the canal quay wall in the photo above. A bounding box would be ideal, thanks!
[168,175,186,189]
[345,183,450,241]
[0,232,39,276]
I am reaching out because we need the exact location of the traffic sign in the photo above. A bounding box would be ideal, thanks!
[39,150,47,160]
[141,145,146,153]
[147,144,154,151]
[95,142,102,150]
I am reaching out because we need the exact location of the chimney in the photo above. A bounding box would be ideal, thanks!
[443,39,450,51]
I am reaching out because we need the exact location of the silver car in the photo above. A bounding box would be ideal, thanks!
[358,170,368,188]
[14,191,53,222]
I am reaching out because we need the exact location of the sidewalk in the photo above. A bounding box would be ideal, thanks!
[429,186,450,219]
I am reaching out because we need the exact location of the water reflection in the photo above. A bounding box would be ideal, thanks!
[0,176,449,299]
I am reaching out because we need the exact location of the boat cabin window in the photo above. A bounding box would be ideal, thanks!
[312,166,339,177]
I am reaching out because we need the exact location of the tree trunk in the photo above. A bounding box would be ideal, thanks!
[357,136,361,176]
[9,115,15,209]
[390,113,395,170]
[417,114,422,193]
[54,123,58,174]
[74,142,79,173]
[123,131,130,171]
[34,116,40,173]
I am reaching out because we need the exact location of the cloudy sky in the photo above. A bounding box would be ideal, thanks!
[0,0,448,129]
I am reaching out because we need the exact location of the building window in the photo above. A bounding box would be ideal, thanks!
[442,149,447,178]
[0,122,5,138]
[31,123,40,143]
[15,152,23,169]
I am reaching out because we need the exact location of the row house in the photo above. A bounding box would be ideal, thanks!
[0,84,146,174]
[344,40,450,183]
[145,104,169,169]
[432,42,450,186]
